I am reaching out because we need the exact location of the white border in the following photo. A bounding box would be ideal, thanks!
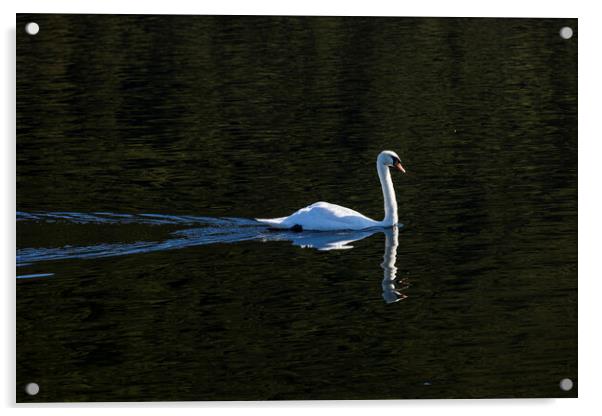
[5,0,584,17]
[2,1,600,415]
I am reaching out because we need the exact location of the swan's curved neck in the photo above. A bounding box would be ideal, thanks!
[377,162,398,226]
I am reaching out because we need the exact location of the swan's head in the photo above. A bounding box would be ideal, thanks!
[378,150,406,173]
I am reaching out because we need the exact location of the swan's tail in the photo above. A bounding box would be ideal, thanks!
[255,217,288,228]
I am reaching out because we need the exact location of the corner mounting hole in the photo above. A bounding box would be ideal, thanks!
[25,382,39,396]
[559,26,573,39]
[559,378,573,391]
[25,22,39,36]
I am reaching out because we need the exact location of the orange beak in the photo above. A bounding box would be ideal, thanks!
[394,161,406,173]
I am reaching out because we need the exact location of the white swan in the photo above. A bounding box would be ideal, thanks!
[256,150,406,231]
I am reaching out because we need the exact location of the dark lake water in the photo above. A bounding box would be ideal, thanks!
[16,14,577,401]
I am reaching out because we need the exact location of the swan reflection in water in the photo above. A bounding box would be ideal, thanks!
[263,225,409,303]
[380,226,409,304]
[17,212,410,303]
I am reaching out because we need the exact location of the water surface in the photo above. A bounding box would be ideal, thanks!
[16,14,577,401]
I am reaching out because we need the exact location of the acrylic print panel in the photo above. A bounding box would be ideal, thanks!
[16,14,577,402]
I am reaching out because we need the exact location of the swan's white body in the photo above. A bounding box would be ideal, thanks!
[256,151,405,231]
[256,201,380,231]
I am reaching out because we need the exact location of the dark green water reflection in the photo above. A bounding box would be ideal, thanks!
[16,14,577,401]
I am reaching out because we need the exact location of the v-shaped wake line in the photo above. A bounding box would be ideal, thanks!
[17,211,384,266]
